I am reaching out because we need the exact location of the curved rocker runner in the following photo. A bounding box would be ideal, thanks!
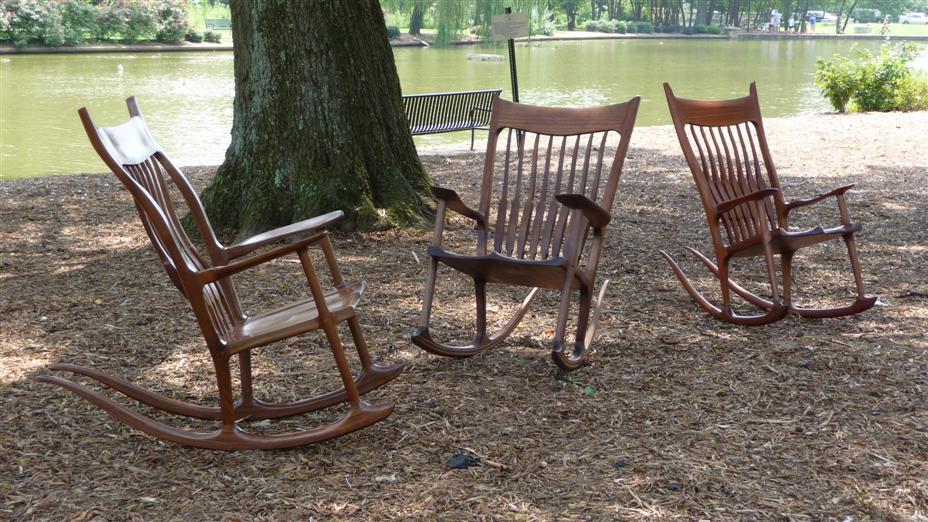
[661,83,877,325]
[35,98,402,450]
[412,96,640,370]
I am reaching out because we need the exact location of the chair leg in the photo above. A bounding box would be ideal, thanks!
[781,251,794,307]
[414,258,440,336]
[474,279,488,345]
[844,234,868,298]
[212,355,239,434]
[552,284,593,371]
[717,255,734,317]
[238,351,256,409]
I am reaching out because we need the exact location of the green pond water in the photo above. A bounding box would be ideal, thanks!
[2,38,926,179]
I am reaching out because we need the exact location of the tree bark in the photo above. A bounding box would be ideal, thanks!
[409,2,424,36]
[200,0,432,236]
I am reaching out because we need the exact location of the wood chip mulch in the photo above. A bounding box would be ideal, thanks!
[1,112,926,520]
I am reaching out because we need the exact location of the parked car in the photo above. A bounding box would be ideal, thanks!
[899,12,928,24]
[821,12,838,22]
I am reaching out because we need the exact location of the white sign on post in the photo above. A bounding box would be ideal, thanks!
[491,12,529,41]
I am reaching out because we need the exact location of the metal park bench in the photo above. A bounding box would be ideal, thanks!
[402,89,502,150]
[205,18,232,30]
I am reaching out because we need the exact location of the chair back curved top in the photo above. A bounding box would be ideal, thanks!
[78,98,243,348]
[479,96,640,262]
[664,82,783,247]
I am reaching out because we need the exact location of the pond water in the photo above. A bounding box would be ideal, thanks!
[2,38,926,179]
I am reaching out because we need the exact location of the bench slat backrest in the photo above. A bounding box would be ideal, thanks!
[403,89,502,135]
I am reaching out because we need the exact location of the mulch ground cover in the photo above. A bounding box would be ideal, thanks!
[1,112,926,520]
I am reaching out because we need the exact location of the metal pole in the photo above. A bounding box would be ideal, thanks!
[505,6,519,103]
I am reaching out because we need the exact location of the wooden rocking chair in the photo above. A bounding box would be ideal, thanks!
[412,96,640,370]
[36,97,402,450]
[661,83,877,324]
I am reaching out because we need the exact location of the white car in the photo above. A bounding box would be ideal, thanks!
[899,12,928,24]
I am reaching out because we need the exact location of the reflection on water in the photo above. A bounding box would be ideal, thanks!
[1,39,924,179]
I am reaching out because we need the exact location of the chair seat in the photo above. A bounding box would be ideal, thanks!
[226,281,365,354]
[427,246,589,289]
[732,223,862,258]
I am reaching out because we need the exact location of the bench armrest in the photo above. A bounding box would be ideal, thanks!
[555,194,611,229]
[224,211,343,260]
[714,188,779,217]
[784,184,855,212]
[432,187,485,226]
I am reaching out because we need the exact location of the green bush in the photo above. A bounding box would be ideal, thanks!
[61,0,97,45]
[2,0,62,47]
[637,21,654,33]
[854,45,918,111]
[814,51,858,112]
[122,1,156,42]
[154,0,187,42]
[625,21,639,32]
[529,6,556,36]
[203,30,221,43]
[96,2,128,40]
[184,30,202,42]
[894,73,928,111]
[614,20,627,34]
[386,25,400,39]
[705,24,721,34]
[815,43,928,113]
[1,0,192,45]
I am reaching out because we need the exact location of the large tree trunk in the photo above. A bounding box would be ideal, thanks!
[409,2,424,36]
[200,0,432,235]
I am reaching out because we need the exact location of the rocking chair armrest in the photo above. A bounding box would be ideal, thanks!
[224,211,344,260]
[431,186,486,226]
[784,184,855,212]
[555,194,611,229]
[714,188,780,217]
[198,232,328,284]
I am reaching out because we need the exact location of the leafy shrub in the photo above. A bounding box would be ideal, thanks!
[815,43,928,113]
[122,1,156,41]
[625,21,639,32]
[637,21,654,33]
[184,30,202,42]
[854,45,918,111]
[96,2,128,40]
[154,0,187,42]
[529,6,556,36]
[61,0,97,45]
[203,30,221,43]
[614,20,627,33]
[2,0,60,47]
[893,73,928,111]
[655,24,681,33]
[386,25,400,39]
[583,19,608,32]
[705,24,721,34]
[694,24,709,33]
[814,52,857,112]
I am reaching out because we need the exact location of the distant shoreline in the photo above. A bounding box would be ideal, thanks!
[2,30,926,55]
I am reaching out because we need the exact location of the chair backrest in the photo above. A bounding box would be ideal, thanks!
[664,83,783,246]
[478,96,640,260]
[78,98,243,348]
